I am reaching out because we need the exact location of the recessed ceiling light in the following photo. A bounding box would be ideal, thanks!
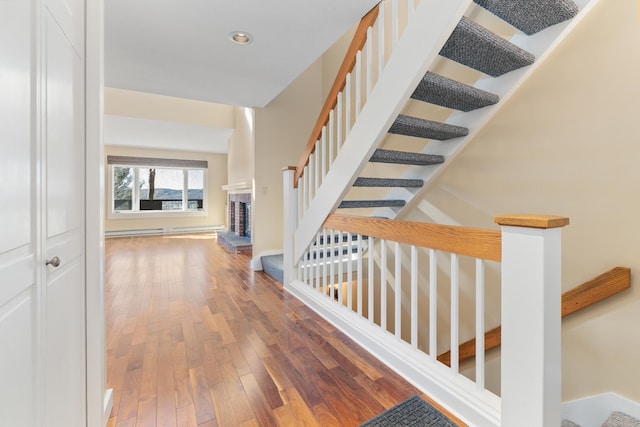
[229,31,252,45]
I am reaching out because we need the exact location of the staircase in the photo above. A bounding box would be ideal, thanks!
[292,0,599,260]
[338,0,580,219]
[280,0,603,424]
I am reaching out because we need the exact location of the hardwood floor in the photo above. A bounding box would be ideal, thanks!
[105,234,464,427]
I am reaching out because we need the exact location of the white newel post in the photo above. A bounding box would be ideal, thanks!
[283,167,299,287]
[496,214,569,427]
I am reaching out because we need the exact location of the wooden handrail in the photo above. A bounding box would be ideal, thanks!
[323,214,502,262]
[293,5,380,187]
[437,267,631,366]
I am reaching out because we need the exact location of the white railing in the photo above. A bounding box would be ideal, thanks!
[295,0,417,217]
[292,0,472,262]
[282,181,568,426]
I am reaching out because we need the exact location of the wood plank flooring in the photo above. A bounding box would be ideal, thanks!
[105,234,465,426]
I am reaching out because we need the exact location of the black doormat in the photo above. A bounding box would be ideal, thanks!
[359,395,458,427]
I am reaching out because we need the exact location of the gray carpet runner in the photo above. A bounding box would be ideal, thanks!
[412,71,499,111]
[339,199,405,209]
[440,16,535,77]
[390,114,468,140]
[261,254,283,283]
[473,0,578,35]
[370,149,444,166]
[354,177,423,188]
[359,395,457,427]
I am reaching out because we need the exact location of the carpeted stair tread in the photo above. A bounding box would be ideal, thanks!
[602,412,640,427]
[473,0,579,35]
[354,177,424,188]
[412,71,499,111]
[370,149,444,166]
[261,254,283,283]
[339,199,405,209]
[440,16,535,77]
[390,114,468,140]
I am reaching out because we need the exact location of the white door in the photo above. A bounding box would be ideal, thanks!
[0,0,87,424]
[43,0,86,423]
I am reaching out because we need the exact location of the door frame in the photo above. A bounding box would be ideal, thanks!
[85,0,109,425]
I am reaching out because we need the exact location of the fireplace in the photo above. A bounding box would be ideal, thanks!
[228,193,251,237]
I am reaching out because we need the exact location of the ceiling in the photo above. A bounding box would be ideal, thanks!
[105,0,379,108]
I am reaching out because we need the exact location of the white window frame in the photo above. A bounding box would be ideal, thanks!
[108,164,207,220]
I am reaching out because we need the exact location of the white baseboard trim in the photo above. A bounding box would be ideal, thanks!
[562,392,640,426]
[250,250,283,271]
[105,225,224,238]
[103,388,113,426]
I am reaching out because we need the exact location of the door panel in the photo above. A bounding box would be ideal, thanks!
[46,10,83,240]
[0,0,32,253]
[46,260,85,426]
[44,8,86,427]
[45,0,84,56]
[0,0,38,424]
[0,291,36,427]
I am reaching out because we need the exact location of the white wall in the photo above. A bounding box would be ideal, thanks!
[410,0,640,402]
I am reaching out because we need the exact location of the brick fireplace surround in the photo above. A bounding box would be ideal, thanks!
[228,193,251,237]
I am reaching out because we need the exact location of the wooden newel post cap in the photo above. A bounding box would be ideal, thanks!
[494,214,570,229]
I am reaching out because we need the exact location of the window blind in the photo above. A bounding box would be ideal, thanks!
[107,155,207,169]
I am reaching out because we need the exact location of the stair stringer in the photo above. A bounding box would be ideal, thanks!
[294,0,473,262]
[372,0,602,221]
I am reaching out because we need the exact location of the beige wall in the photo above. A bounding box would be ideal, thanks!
[105,88,234,128]
[252,60,323,256]
[104,145,227,232]
[227,107,254,186]
[409,0,640,402]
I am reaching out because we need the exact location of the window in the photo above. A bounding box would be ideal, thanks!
[108,156,207,217]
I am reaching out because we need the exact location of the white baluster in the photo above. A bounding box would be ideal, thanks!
[357,234,363,316]
[355,51,362,120]
[345,73,352,134]
[476,258,485,391]
[322,229,328,297]
[321,127,327,181]
[366,28,373,96]
[377,2,385,76]
[300,171,305,215]
[392,0,398,48]
[303,249,309,285]
[347,232,353,311]
[395,241,401,340]
[315,232,321,290]
[328,109,335,167]
[302,168,309,214]
[308,153,315,198]
[381,239,387,331]
[451,253,459,374]
[368,237,375,324]
[429,248,437,361]
[411,245,418,349]
[330,229,336,298]
[338,231,344,305]
[337,95,343,149]
[314,143,320,193]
